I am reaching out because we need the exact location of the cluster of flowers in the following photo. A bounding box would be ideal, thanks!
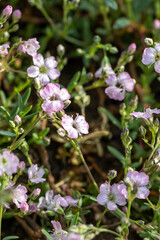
[0,149,79,215]
[97,171,150,210]
[95,43,136,101]
[50,221,84,240]
[0,5,89,140]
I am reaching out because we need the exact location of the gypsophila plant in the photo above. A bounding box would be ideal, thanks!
[0,1,160,240]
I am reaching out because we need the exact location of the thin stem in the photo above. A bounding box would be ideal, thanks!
[71,140,98,191]
[126,200,132,220]
[96,207,107,227]
[0,205,3,240]
[10,117,40,151]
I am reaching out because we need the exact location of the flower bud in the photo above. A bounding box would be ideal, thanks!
[57,44,65,56]
[19,128,24,134]
[107,169,117,180]
[9,120,15,128]
[2,5,13,17]
[154,19,160,29]
[57,128,66,137]
[43,137,50,145]
[29,203,37,212]
[18,44,26,53]
[34,77,42,90]
[144,38,153,46]
[93,35,101,44]
[12,10,22,21]
[33,188,41,197]
[63,99,71,109]
[20,202,29,213]
[18,161,25,172]
[128,43,136,54]
[14,115,21,126]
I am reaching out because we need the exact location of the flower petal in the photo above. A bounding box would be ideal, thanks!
[141,47,156,65]
[27,66,39,78]
[33,54,44,67]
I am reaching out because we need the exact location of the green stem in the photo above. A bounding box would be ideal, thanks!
[71,140,98,191]
[126,200,132,220]
[0,205,3,240]
[96,207,107,227]
[10,117,40,151]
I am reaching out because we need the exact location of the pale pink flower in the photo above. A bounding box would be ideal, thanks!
[39,83,70,113]
[97,183,126,210]
[0,149,19,176]
[28,164,45,184]
[27,54,60,85]
[128,43,136,53]
[2,5,12,17]
[12,10,22,20]
[105,72,134,101]
[29,203,37,212]
[154,19,160,29]
[61,114,89,139]
[18,44,26,53]
[51,221,67,240]
[14,114,21,126]
[18,161,25,172]
[66,233,83,240]
[37,190,64,212]
[20,202,29,213]
[130,107,160,119]
[95,65,114,78]
[142,43,160,73]
[23,38,40,57]
[12,184,28,208]
[33,188,41,197]
[119,171,150,199]
[60,196,78,207]
[0,44,10,55]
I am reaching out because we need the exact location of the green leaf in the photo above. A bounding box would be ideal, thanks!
[19,106,32,117]
[98,107,121,129]
[18,93,23,111]
[133,0,153,14]
[71,212,79,226]
[2,236,19,240]
[83,195,97,202]
[67,71,81,93]
[10,106,19,119]
[0,90,7,105]
[0,130,16,137]
[107,145,125,166]
[113,17,131,29]
[39,128,50,138]
[104,0,118,10]
[22,88,31,105]
[22,111,39,119]
[0,106,10,118]
[41,229,53,240]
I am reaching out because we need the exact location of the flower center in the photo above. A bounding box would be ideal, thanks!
[39,66,47,74]
[155,54,160,61]
[2,158,7,165]
[108,193,114,201]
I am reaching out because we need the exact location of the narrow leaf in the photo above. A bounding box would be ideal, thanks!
[22,111,39,119]
[0,130,16,137]
[67,71,81,93]
[71,212,79,226]
[18,93,23,111]
[41,229,53,240]
[19,105,32,117]
[0,106,10,118]
[113,17,131,29]
[98,107,121,129]
[107,145,125,166]
[10,106,19,119]
[2,236,19,240]
[104,0,118,10]
[22,88,31,105]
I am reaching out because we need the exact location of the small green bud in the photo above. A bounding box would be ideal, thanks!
[144,37,153,46]
[9,120,15,128]
[139,125,146,136]
[57,44,65,56]
[107,169,117,181]
[93,35,101,44]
